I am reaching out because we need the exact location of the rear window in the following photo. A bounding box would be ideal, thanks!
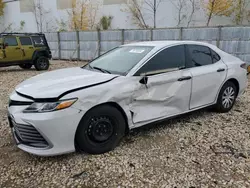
[211,49,221,63]
[31,36,46,46]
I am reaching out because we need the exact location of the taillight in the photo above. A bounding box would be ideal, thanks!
[240,63,247,70]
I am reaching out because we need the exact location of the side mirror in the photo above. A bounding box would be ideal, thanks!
[139,76,148,85]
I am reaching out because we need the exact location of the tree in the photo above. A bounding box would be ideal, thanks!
[56,19,68,32]
[32,0,52,32]
[68,0,89,31]
[170,0,187,26]
[187,0,200,27]
[124,0,148,28]
[0,0,4,16]
[124,0,163,29]
[203,0,234,26]
[99,16,113,30]
[87,1,100,30]
[232,0,250,25]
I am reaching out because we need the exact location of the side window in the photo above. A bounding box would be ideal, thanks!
[31,36,45,46]
[135,45,185,76]
[4,37,18,46]
[211,49,221,63]
[19,37,32,46]
[188,45,213,67]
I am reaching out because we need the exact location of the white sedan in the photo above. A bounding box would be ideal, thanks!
[8,41,248,156]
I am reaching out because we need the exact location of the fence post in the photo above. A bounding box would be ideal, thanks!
[179,27,183,40]
[97,29,101,56]
[76,31,80,60]
[217,26,222,48]
[150,29,153,41]
[121,29,125,44]
[57,32,61,59]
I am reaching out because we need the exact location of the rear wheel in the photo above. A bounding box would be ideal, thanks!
[34,56,50,71]
[214,81,237,113]
[19,63,32,69]
[75,105,126,154]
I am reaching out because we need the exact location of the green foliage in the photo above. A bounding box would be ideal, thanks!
[99,16,113,30]
[0,0,5,16]
[19,20,25,31]
[56,19,68,32]
[232,0,250,25]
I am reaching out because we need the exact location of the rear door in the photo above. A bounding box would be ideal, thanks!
[19,37,35,60]
[3,37,23,62]
[130,45,192,123]
[186,44,227,109]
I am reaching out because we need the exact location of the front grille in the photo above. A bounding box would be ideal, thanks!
[9,100,33,107]
[9,118,49,148]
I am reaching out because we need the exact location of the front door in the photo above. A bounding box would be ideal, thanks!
[19,37,35,61]
[130,45,192,124]
[3,37,23,62]
[186,45,227,109]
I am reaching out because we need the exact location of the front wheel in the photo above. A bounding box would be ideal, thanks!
[214,81,237,113]
[75,105,126,154]
[34,56,50,71]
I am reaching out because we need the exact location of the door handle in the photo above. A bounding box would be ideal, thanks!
[217,68,225,72]
[178,76,192,81]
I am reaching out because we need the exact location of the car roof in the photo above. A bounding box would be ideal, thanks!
[123,40,216,50]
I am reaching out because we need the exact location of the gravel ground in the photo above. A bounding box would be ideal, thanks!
[0,61,250,188]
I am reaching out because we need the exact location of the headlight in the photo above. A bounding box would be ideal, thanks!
[23,98,77,113]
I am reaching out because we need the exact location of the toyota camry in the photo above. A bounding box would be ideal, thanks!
[8,41,248,156]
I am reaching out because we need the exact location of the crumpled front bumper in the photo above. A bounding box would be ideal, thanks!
[7,105,84,156]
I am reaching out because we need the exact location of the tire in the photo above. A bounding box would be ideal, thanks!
[75,105,126,154]
[34,56,50,71]
[214,81,237,113]
[19,63,32,69]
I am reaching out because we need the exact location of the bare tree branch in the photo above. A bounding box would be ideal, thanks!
[32,0,52,32]
[171,0,187,27]
[124,0,163,29]
[187,0,199,27]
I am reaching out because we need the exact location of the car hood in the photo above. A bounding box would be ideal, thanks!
[15,67,117,100]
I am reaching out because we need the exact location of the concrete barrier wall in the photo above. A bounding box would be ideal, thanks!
[45,26,250,64]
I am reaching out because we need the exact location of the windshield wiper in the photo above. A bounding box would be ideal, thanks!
[90,65,111,74]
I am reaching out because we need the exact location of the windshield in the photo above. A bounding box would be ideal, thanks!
[88,46,153,75]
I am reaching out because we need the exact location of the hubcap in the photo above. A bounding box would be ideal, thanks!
[222,86,235,109]
[38,58,47,69]
[87,117,114,143]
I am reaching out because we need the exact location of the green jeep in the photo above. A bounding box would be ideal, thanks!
[0,33,52,71]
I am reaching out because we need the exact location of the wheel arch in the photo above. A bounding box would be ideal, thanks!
[74,102,130,151]
[32,50,50,61]
[226,78,240,97]
[215,77,240,104]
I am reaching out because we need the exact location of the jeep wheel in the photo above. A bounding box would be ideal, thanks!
[34,56,50,71]
[19,64,32,69]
